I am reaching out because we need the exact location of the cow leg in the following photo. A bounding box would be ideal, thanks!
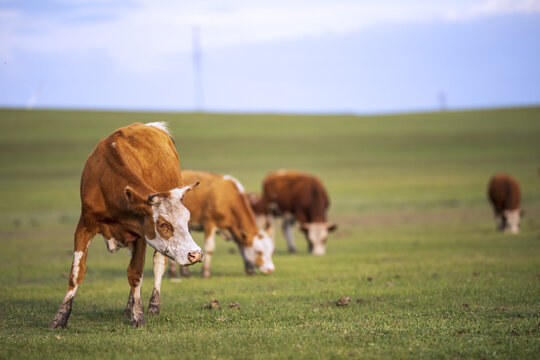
[179,264,191,278]
[168,260,179,278]
[495,213,505,231]
[124,243,135,317]
[295,212,312,253]
[202,226,217,278]
[148,251,166,315]
[282,217,296,253]
[126,238,147,327]
[50,220,95,329]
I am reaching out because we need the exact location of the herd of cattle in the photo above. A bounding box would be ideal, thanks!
[49,122,523,329]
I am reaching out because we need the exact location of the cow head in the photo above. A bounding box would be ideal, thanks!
[300,222,337,256]
[502,209,521,234]
[242,231,275,275]
[124,182,203,265]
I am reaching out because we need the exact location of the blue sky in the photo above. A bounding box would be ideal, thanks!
[1,0,539,114]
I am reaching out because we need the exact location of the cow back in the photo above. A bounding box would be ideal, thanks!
[80,123,182,217]
[263,170,329,223]
[488,173,521,212]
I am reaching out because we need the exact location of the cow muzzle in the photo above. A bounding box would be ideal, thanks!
[187,250,203,265]
[311,246,326,256]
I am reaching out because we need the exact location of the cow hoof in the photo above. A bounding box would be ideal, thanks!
[148,304,160,315]
[288,248,297,254]
[130,318,146,327]
[202,270,211,278]
[48,322,67,330]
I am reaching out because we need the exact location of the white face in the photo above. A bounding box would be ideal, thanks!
[243,231,275,274]
[305,223,329,256]
[503,209,520,234]
[145,185,203,265]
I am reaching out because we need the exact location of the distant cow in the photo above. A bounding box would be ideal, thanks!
[168,170,275,279]
[262,170,336,255]
[50,122,202,329]
[488,173,522,234]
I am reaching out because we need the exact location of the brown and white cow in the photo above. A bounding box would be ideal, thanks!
[168,170,275,279]
[50,122,202,329]
[262,170,336,255]
[488,173,522,234]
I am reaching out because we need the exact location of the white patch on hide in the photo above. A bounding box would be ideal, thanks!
[223,175,245,193]
[504,209,521,234]
[306,223,328,256]
[64,286,78,302]
[153,252,167,291]
[71,251,83,284]
[103,236,120,253]
[146,122,170,136]
[244,231,275,274]
[133,274,143,301]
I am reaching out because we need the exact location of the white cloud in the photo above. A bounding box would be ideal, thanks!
[1,0,539,73]
[445,0,540,21]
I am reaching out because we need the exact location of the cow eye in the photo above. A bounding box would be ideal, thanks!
[160,223,170,231]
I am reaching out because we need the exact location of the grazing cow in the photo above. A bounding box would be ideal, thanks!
[488,173,522,234]
[50,122,202,329]
[168,170,275,279]
[262,170,336,255]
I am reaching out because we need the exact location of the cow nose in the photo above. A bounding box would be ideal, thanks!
[187,250,203,264]
[265,268,274,274]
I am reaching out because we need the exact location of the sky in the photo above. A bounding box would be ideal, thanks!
[1,0,540,114]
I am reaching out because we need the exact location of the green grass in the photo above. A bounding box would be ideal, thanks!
[0,107,539,359]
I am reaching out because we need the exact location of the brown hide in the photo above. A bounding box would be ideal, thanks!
[262,170,330,224]
[181,170,259,247]
[247,193,265,216]
[488,173,521,214]
[80,122,182,245]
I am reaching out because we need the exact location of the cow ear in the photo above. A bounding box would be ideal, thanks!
[300,223,309,232]
[520,210,525,217]
[125,186,150,214]
[328,223,337,232]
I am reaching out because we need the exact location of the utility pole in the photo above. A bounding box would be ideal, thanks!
[192,26,203,112]
[438,91,447,112]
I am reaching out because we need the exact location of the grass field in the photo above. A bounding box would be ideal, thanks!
[0,107,539,359]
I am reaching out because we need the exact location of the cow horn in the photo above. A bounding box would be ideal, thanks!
[147,193,160,204]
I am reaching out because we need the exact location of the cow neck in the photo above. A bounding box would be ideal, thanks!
[306,178,329,223]
[230,194,259,247]
[105,136,160,198]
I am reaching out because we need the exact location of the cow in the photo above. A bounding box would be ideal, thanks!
[262,170,336,255]
[50,122,202,329]
[488,173,522,234]
[168,170,275,279]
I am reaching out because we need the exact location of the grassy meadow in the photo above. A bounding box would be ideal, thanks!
[0,107,539,359]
